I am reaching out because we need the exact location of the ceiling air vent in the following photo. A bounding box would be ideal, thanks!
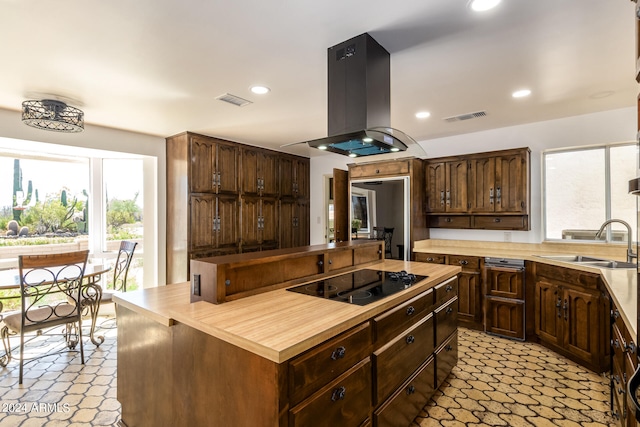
[443,111,487,123]
[215,93,253,107]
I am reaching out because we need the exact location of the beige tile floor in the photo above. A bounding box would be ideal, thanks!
[414,328,616,427]
[0,322,617,427]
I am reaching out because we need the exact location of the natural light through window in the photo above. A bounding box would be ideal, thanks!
[544,143,637,242]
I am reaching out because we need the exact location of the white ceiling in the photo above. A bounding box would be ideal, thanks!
[0,0,636,158]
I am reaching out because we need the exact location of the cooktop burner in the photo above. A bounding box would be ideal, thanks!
[287,269,427,306]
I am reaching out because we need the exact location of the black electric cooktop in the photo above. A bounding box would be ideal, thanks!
[286,269,427,306]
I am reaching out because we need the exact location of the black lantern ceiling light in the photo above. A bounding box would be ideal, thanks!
[22,99,84,133]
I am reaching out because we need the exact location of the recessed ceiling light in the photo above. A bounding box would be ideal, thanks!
[415,111,431,119]
[250,85,270,95]
[512,89,531,98]
[469,0,501,12]
[348,153,357,158]
[362,137,373,143]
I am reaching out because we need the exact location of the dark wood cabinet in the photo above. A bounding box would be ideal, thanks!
[190,135,239,194]
[280,199,310,249]
[166,131,310,283]
[531,262,607,372]
[610,300,638,427]
[242,148,279,197]
[426,147,530,230]
[426,160,468,213]
[483,265,525,340]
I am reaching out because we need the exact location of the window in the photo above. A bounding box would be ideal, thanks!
[544,143,637,242]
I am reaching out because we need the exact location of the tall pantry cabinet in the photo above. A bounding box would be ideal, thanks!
[166,132,310,284]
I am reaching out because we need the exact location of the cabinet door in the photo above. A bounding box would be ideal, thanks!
[456,271,481,325]
[189,194,215,250]
[279,200,295,249]
[484,297,524,340]
[426,162,446,213]
[217,196,238,248]
[189,136,215,193]
[280,157,294,197]
[241,148,260,195]
[495,153,526,213]
[484,267,524,299]
[241,197,260,247]
[534,280,562,347]
[216,143,239,194]
[294,159,310,199]
[563,287,600,365]
[296,201,310,246]
[260,198,278,245]
[469,157,495,212]
[445,160,468,213]
[260,151,279,197]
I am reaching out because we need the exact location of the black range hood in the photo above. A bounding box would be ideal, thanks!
[306,33,416,157]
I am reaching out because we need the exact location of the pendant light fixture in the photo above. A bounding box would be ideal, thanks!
[22,99,84,133]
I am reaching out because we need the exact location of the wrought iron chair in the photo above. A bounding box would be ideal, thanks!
[373,226,385,241]
[94,241,137,330]
[382,227,394,258]
[0,250,99,384]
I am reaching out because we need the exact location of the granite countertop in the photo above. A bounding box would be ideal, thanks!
[414,239,637,338]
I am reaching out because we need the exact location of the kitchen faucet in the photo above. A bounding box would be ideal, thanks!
[595,219,637,263]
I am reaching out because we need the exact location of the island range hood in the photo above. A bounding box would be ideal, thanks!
[306,33,416,157]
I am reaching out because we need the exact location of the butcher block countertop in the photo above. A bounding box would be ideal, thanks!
[113,259,461,363]
[414,239,638,338]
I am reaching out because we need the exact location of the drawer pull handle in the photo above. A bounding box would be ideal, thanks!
[614,374,621,385]
[494,217,501,223]
[612,309,620,320]
[627,341,637,354]
[446,285,453,292]
[613,339,620,349]
[328,259,332,264]
[406,306,415,316]
[427,257,434,262]
[317,261,323,266]
[445,217,452,223]
[406,385,416,395]
[331,386,346,402]
[330,346,346,360]
[446,307,453,314]
[459,260,468,265]
[406,335,415,344]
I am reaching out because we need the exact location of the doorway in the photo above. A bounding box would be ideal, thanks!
[351,178,409,260]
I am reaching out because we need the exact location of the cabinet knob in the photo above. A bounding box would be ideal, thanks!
[426,257,434,262]
[331,386,346,402]
[446,285,453,292]
[445,217,452,223]
[406,385,416,395]
[330,346,346,360]
[459,260,468,265]
[446,307,453,314]
[494,217,501,223]
[317,261,324,266]
[406,335,415,344]
[613,339,620,349]
[446,344,453,351]
[328,259,333,264]
[406,306,415,316]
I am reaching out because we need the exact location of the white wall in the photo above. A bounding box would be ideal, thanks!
[0,108,167,286]
[310,107,637,245]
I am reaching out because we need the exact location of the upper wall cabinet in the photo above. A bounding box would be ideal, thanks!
[241,148,279,197]
[426,147,530,231]
[190,135,239,194]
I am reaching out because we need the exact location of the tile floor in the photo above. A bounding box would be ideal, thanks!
[414,328,616,427]
[0,323,617,427]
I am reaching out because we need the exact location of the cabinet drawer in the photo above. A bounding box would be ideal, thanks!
[289,323,372,405]
[435,297,458,348]
[289,358,371,427]
[350,160,410,179]
[428,216,471,228]
[373,313,434,405]
[435,332,458,388]
[373,288,434,346]
[484,297,524,340]
[612,323,627,371]
[414,253,446,264]
[434,277,458,306]
[374,357,435,427]
[448,255,481,270]
[328,249,353,271]
[473,216,526,230]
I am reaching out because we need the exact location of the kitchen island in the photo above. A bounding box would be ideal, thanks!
[113,257,461,427]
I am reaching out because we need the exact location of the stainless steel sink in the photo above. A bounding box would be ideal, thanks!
[535,255,636,269]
